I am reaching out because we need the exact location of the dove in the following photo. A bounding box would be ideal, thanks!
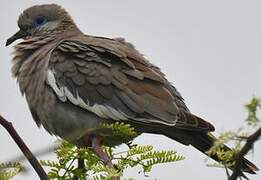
[6,4,258,176]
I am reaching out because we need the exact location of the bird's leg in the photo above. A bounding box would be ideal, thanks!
[79,133,119,180]
[90,136,113,168]
[91,137,120,180]
[80,133,113,168]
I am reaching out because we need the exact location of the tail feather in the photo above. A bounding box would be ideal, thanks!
[191,133,259,174]
[165,129,259,175]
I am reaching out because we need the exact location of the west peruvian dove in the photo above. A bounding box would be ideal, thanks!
[6,4,258,175]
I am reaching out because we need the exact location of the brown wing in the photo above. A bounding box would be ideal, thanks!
[47,36,214,131]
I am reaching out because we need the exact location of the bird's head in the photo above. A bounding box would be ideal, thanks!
[6,4,78,46]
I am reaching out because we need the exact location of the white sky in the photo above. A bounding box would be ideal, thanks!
[0,0,260,180]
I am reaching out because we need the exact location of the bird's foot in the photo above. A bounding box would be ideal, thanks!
[90,135,114,168]
[80,133,113,168]
[80,133,119,180]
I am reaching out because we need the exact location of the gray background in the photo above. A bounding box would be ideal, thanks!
[0,0,261,179]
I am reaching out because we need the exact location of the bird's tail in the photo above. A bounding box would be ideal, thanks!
[165,127,259,175]
[191,132,258,174]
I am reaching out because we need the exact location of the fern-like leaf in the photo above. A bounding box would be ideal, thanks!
[0,162,23,180]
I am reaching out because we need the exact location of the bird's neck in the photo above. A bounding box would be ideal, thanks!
[11,34,56,78]
[11,30,82,105]
[11,30,81,78]
[11,34,58,103]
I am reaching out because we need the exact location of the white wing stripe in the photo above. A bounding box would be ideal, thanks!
[47,69,129,120]
[47,69,176,126]
[47,70,66,102]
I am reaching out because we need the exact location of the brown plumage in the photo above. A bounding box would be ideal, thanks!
[6,4,258,176]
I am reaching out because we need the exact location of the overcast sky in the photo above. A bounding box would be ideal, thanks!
[0,0,261,180]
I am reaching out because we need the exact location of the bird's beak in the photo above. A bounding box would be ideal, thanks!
[6,30,28,46]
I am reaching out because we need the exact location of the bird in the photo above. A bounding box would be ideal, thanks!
[6,3,258,176]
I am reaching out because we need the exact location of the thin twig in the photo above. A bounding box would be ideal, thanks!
[71,156,85,180]
[78,158,85,171]
[62,157,77,178]
[229,127,261,180]
[0,115,49,180]
[113,157,148,168]
[224,164,230,178]
[4,145,56,163]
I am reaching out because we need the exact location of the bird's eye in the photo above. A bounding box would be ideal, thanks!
[33,16,47,27]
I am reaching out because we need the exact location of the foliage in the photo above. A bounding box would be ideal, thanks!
[206,97,261,174]
[0,162,23,180]
[245,97,261,127]
[2,98,260,179]
[97,122,138,146]
[40,123,184,179]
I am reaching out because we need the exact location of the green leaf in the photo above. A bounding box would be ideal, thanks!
[245,97,261,127]
[0,162,23,180]
[98,122,138,145]
[207,97,260,174]
[41,122,184,179]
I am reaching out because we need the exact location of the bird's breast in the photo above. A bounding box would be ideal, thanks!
[28,86,105,142]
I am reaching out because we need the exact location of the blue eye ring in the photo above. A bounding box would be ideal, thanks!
[33,16,47,27]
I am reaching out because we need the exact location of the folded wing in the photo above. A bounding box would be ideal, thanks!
[47,36,214,132]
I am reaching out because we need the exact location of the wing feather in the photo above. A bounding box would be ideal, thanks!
[46,37,214,132]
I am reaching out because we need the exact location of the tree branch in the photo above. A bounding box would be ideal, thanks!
[0,115,49,180]
[229,127,261,180]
